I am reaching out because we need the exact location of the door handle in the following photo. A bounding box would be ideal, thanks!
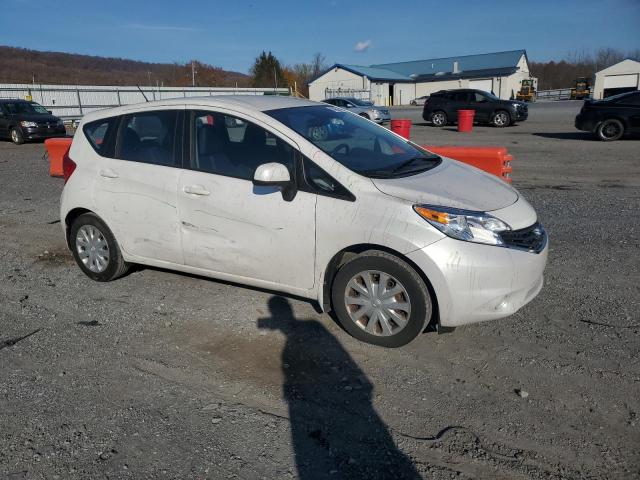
[99,169,119,179]
[183,185,210,196]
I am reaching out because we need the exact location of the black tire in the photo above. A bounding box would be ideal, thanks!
[331,250,433,348]
[596,118,624,141]
[430,110,447,127]
[69,213,129,282]
[359,112,370,120]
[10,127,24,145]
[491,110,511,128]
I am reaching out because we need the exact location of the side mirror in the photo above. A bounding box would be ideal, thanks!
[345,103,353,108]
[253,163,296,201]
[47,110,53,114]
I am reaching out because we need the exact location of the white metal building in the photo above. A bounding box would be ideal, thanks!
[592,59,640,99]
[309,50,533,106]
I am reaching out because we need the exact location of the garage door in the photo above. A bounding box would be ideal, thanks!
[469,79,493,93]
[604,74,639,89]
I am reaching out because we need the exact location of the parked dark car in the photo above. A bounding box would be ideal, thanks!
[575,91,640,141]
[0,99,66,144]
[422,89,528,128]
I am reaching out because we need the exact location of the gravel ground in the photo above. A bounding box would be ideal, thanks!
[1,101,639,479]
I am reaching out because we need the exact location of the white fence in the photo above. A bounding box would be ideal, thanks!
[324,88,371,101]
[536,88,573,101]
[0,83,290,119]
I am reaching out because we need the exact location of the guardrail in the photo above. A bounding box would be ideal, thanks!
[536,88,572,101]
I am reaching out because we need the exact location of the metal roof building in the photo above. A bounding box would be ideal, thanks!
[309,50,533,105]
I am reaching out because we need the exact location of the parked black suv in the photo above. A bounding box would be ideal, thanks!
[0,99,66,144]
[423,89,528,128]
[575,91,640,141]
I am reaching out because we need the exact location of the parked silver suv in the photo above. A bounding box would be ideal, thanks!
[323,97,391,123]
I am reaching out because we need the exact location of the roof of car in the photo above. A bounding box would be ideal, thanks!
[80,95,320,123]
[0,98,30,103]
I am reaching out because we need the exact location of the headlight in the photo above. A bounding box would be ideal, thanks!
[20,121,37,128]
[372,110,382,117]
[414,205,510,246]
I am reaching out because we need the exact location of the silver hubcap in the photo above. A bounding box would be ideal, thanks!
[433,113,445,126]
[11,130,18,142]
[76,225,110,273]
[494,113,508,126]
[344,270,411,337]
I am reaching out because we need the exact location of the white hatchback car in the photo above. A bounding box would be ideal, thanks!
[60,96,548,347]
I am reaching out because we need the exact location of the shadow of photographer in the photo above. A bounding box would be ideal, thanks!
[258,296,420,479]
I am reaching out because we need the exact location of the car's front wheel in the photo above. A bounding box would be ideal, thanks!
[359,112,370,120]
[331,250,433,348]
[430,111,447,127]
[491,110,511,127]
[69,213,130,282]
[10,127,24,145]
[596,118,624,141]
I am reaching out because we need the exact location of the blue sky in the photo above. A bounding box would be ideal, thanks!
[1,0,638,72]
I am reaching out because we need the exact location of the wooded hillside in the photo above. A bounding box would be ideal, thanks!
[0,45,249,87]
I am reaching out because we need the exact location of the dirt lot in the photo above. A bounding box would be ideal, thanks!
[1,101,639,479]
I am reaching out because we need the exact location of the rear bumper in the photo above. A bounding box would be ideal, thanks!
[575,113,597,132]
[407,235,548,327]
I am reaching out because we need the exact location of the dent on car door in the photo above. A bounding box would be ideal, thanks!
[177,110,317,289]
[91,108,184,264]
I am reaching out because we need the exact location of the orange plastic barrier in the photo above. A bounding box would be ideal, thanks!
[423,145,513,183]
[45,137,72,177]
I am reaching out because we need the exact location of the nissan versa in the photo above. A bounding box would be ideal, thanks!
[60,96,548,347]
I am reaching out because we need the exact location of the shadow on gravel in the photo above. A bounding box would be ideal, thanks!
[258,297,420,480]
[532,132,595,140]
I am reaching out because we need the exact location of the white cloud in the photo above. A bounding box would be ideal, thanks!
[354,40,372,52]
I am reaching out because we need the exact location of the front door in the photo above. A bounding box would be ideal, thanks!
[92,108,184,264]
[0,104,11,138]
[178,109,316,289]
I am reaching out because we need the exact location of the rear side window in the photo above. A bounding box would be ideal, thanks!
[83,117,117,157]
[117,110,179,167]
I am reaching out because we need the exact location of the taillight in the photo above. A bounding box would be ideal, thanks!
[62,152,76,184]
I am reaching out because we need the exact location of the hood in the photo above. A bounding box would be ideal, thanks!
[371,157,518,212]
[16,113,61,123]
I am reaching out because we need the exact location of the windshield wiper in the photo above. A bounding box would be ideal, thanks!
[391,156,439,174]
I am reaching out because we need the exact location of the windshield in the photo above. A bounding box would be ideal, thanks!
[267,105,440,178]
[350,98,373,107]
[5,102,49,115]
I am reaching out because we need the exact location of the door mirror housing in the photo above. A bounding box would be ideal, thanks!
[253,162,296,201]
[47,110,53,114]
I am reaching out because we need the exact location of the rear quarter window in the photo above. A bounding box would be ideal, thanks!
[83,117,117,157]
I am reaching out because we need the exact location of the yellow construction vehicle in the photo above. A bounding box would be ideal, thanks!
[570,77,591,100]
[516,78,536,102]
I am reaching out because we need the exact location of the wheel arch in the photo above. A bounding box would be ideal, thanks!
[64,207,94,248]
[320,243,439,328]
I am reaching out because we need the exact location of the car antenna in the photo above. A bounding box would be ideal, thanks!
[136,85,150,102]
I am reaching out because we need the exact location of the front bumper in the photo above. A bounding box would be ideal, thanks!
[23,126,67,140]
[514,109,528,121]
[407,234,548,327]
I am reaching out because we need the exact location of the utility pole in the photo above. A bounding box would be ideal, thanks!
[192,61,197,87]
[273,66,278,91]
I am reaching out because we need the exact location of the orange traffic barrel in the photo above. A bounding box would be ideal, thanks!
[457,110,475,132]
[390,119,412,139]
[45,137,72,177]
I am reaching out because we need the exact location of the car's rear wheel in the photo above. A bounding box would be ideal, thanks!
[69,213,130,282]
[10,127,24,145]
[430,111,447,127]
[331,250,433,348]
[492,110,510,127]
[596,118,624,141]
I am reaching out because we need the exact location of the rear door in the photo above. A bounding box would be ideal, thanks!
[177,109,316,289]
[467,91,492,122]
[92,107,184,264]
[449,91,471,121]
[622,92,640,132]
